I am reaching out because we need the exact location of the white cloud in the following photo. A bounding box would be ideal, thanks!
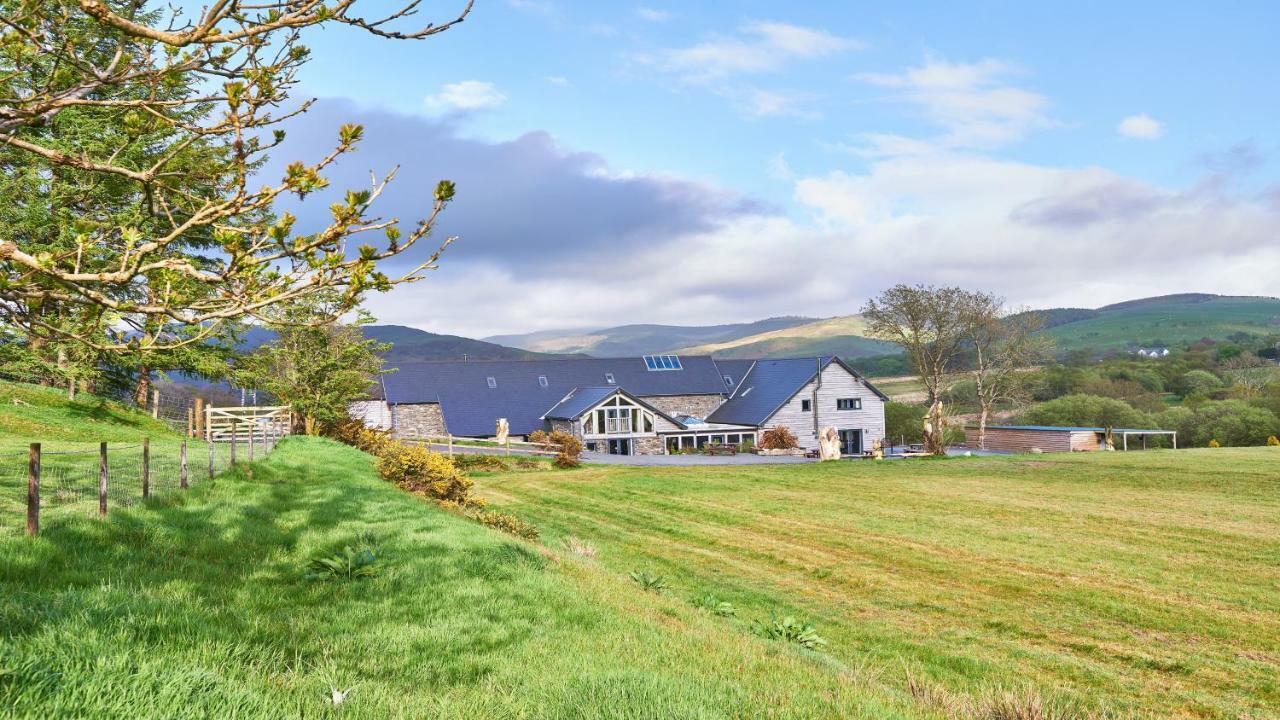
[646,21,858,83]
[855,57,1052,149]
[546,75,571,87]
[1117,113,1163,140]
[636,7,669,22]
[423,81,507,112]
[365,149,1280,336]
[738,88,820,119]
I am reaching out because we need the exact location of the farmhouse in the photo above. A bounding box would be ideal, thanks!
[351,355,888,456]
[967,425,1178,453]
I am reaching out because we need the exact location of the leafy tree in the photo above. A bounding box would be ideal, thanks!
[863,285,993,455]
[964,299,1052,449]
[1021,394,1150,431]
[235,301,390,436]
[1156,401,1280,448]
[1175,370,1224,397]
[883,402,925,447]
[0,0,470,354]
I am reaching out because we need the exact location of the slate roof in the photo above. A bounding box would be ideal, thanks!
[380,356,728,436]
[543,387,621,420]
[970,425,1172,433]
[706,356,889,426]
[711,359,756,393]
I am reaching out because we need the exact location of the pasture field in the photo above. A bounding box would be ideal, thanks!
[477,449,1280,719]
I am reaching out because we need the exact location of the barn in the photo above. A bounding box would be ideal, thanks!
[965,425,1178,453]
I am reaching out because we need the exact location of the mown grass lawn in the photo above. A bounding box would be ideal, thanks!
[476,449,1280,719]
[1,436,954,719]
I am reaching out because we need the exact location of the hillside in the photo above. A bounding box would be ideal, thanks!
[1,435,937,719]
[681,315,898,359]
[0,380,177,450]
[485,316,816,356]
[1044,294,1280,352]
[240,324,566,362]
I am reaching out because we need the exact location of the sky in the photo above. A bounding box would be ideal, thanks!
[269,1,1280,337]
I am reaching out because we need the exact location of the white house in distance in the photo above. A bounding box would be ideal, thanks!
[351,355,888,456]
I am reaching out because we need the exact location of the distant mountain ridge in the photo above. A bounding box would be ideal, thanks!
[478,293,1280,362]
[484,316,817,357]
[240,324,570,362]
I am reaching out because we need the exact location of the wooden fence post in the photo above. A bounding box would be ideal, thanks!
[207,440,214,480]
[187,406,194,438]
[248,424,255,462]
[194,397,205,439]
[180,440,189,489]
[27,442,40,537]
[448,433,454,458]
[98,442,108,519]
[142,438,150,499]
[230,423,237,467]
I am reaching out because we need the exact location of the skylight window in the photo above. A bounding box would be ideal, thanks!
[538,376,548,387]
[486,376,497,389]
[723,375,733,387]
[642,354,683,371]
[604,373,616,384]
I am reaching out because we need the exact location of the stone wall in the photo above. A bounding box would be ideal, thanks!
[634,436,665,455]
[391,403,447,439]
[642,393,724,420]
[548,419,573,435]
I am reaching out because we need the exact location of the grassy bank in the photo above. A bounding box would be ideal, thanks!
[1,436,948,719]
[477,449,1280,719]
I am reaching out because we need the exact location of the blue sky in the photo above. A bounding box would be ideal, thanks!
[273,1,1280,336]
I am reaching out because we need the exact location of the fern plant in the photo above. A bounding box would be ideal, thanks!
[752,614,827,650]
[629,570,669,593]
[305,545,380,581]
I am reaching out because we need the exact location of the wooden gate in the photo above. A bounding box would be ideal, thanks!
[204,405,292,442]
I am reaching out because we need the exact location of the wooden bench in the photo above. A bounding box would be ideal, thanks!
[706,443,738,456]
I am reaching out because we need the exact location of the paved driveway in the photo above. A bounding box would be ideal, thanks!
[583,452,815,466]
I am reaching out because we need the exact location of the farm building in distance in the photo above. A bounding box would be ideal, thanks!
[351,355,888,456]
[967,425,1178,453]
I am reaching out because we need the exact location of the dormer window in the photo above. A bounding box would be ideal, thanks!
[538,376,548,387]
[486,376,497,389]
[604,373,616,385]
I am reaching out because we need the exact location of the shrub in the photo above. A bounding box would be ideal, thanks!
[305,545,379,581]
[513,458,541,470]
[1269,436,1280,447]
[526,430,550,445]
[752,614,827,650]
[454,454,510,471]
[758,425,799,450]
[325,417,392,455]
[1208,439,1221,448]
[375,442,474,504]
[629,570,669,593]
[471,510,540,541]
[546,430,583,468]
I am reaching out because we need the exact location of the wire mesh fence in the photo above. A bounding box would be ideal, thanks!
[0,430,285,537]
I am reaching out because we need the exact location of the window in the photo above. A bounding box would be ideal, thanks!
[642,354,683,371]
[537,376,548,387]
[801,399,811,412]
[604,373,616,384]
[837,398,862,411]
[486,376,497,389]
[723,375,734,387]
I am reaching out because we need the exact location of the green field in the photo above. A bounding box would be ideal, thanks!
[477,450,1280,719]
[1046,296,1280,352]
[3,379,1279,718]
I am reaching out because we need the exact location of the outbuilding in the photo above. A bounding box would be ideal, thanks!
[965,425,1177,453]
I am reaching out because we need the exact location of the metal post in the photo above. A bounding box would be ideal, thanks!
[207,440,214,479]
[248,425,255,462]
[142,438,150,499]
[98,442,108,519]
[180,440,189,489]
[27,443,40,537]
[1173,432,1178,450]
[1123,433,1128,452]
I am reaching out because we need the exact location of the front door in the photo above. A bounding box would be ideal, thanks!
[607,438,632,455]
[839,429,863,456]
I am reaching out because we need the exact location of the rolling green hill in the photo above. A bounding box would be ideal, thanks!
[1044,294,1280,352]
[240,324,570,362]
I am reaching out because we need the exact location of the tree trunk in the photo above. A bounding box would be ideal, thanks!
[134,366,152,409]
[926,399,947,456]
[303,414,316,436]
[978,404,990,450]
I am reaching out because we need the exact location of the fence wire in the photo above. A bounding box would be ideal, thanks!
[0,433,285,536]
